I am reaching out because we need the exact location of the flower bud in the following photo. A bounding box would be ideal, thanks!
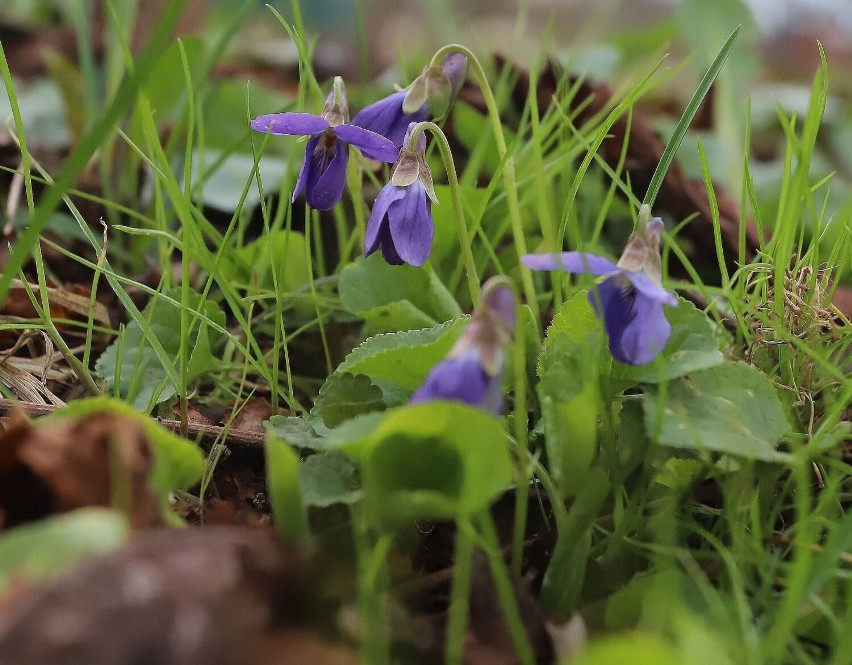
[402,52,468,119]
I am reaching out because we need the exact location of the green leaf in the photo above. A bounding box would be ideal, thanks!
[341,402,513,527]
[264,411,389,452]
[339,255,461,334]
[536,294,604,495]
[616,399,653,477]
[452,101,517,175]
[140,37,206,120]
[0,77,70,148]
[321,411,390,447]
[643,362,792,462]
[218,229,309,293]
[572,634,679,665]
[609,298,726,384]
[185,317,219,383]
[48,396,205,500]
[312,373,386,427]
[539,468,610,612]
[264,415,326,450]
[94,288,226,411]
[604,571,682,631]
[299,451,362,507]
[192,149,289,213]
[0,508,129,592]
[537,295,605,401]
[539,386,600,497]
[544,290,601,349]
[211,78,292,150]
[333,318,467,391]
[655,458,708,490]
[265,436,310,542]
[430,183,491,263]
[677,0,758,73]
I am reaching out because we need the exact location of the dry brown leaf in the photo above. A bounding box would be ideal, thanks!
[0,410,163,530]
[2,279,110,329]
[228,398,273,434]
[0,358,66,406]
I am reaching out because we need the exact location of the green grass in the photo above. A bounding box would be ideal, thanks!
[0,1,850,664]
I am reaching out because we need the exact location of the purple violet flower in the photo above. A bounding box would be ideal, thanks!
[521,206,678,366]
[352,52,467,148]
[411,279,516,415]
[251,77,399,211]
[364,123,437,267]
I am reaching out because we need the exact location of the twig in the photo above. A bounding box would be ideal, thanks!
[0,398,265,448]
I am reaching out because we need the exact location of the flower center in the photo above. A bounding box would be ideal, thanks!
[321,130,336,150]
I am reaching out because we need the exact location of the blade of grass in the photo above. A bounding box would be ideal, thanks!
[643,25,740,208]
[770,44,828,317]
[697,136,730,287]
[0,0,190,304]
[557,54,667,249]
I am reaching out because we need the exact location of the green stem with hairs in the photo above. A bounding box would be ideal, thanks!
[470,512,536,665]
[429,44,540,328]
[445,520,475,665]
[411,121,480,304]
[510,301,529,577]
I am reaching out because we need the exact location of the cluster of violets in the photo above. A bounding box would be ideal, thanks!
[251,51,677,416]
[251,53,466,265]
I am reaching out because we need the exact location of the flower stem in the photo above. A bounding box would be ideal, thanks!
[413,121,480,305]
[430,45,540,328]
[469,512,536,665]
[354,514,392,665]
[510,303,529,577]
[445,519,475,665]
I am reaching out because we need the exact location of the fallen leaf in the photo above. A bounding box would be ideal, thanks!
[228,398,273,434]
[2,279,110,330]
[0,410,162,529]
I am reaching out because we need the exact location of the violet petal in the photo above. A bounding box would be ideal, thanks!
[615,291,672,365]
[305,141,349,210]
[352,92,429,148]
[521,252,620,276]
[380,234,405,265]
[365,185,406,257]
[591,276,671,365]
[291,135,320,203]
[623,269,678,306]
[441,53,468,93]
[480,369,505,416]
[410,351,493,411]
[251,112,329,136]
[333,124,400,162]
[590,276,636,364]
[387,183,433,267]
